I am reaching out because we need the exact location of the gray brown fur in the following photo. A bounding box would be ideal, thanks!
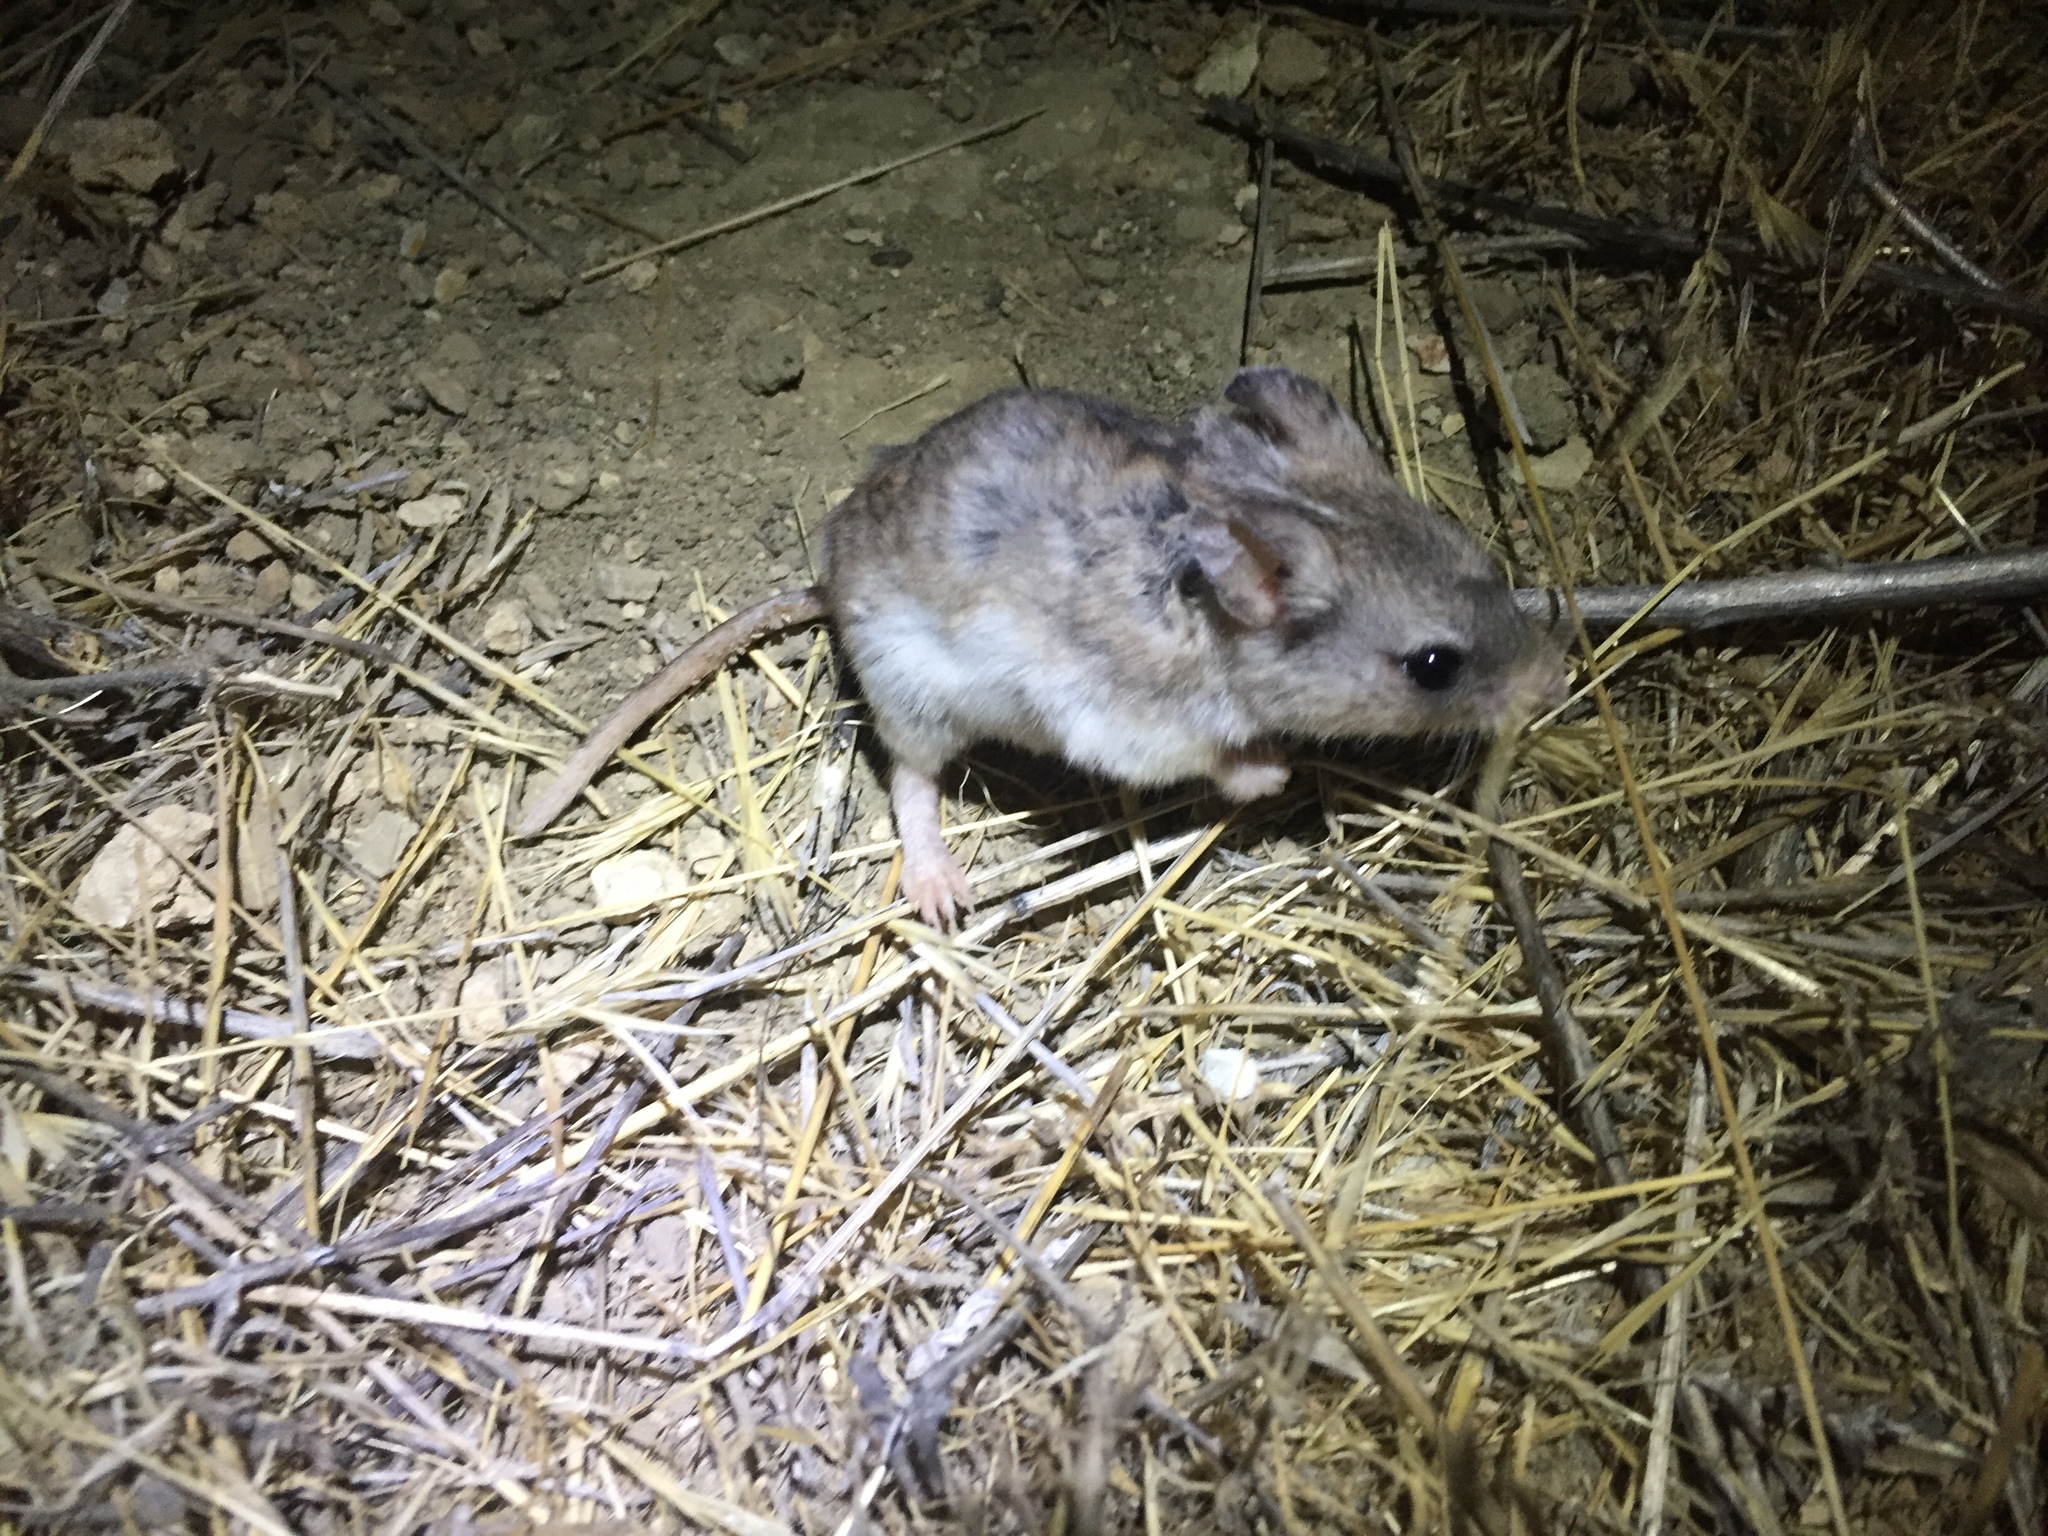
[820,366,1562,791]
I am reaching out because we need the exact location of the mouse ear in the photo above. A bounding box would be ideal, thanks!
[1185,515,1285,628]
[1221,367,1393,485]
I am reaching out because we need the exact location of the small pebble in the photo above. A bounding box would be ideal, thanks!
[252,558,293,610]
[225,529,270,562]
[712,33,761,70]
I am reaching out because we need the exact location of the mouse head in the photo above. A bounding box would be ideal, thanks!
[1183,367,1568,742]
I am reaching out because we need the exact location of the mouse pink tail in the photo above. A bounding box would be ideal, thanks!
[516,586,829,837]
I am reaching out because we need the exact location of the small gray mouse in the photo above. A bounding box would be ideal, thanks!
[518,367,1566,925]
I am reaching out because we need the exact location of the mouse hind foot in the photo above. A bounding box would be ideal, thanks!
[890,762,974,927]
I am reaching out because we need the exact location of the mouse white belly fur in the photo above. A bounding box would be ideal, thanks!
[851,599,1257,787]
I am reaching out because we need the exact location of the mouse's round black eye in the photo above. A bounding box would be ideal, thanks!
[1402,646,1465,692]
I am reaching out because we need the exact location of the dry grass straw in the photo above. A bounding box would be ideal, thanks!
[5,7,2048,1535]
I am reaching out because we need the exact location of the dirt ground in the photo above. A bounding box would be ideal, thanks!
[4,0,1399,741]
[5,1,2048,1533]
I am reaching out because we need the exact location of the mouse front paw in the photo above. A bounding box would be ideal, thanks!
[902,845,974,928]
[1212,746,1291,802]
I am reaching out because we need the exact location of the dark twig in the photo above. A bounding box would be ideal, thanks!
[0,658,213,704]
[319,75,563,267]
[129,1172,599,1319]
[1483,843,1634,1191]
[0,3,122,88]
[601,0,994,146]
[1848,121,2000,293]
[1321,849,1459,958]
[1,1200,113,1229]
[7,281,260,335]
[1289,0,1794,42]
[1240,133,1275,365]
[674,108,753,164]
[42,566,408,670]
[1202,97,2048,334]
[1267,234,1589,289]
[1514,546,2048,633]
[271,831,322,1234]
[10,971,381,1061]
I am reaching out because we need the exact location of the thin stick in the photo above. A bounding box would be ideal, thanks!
[579,109,1044,282]
[1638,1063,1709,1535]
[246,1282,704,1360]
[522,934,742,1298]
[0,659,212,704]
[1267,234,1589,288]
[592,0,725,88]
[838,374,950,439]
[1240,134,1274,365]
[7,280,259,334]
[1514,546,2048,632]
[0,3,121,86]
[0,0,136,198]
[1849,120,2000,292]
[319,75,563,267]
[44,566,409,669]
[603,0,995,144]
[1299,0,1790,40]
[1955,1343,2048,1536]
[13,972,381,1061]
[1203,96,2048,334]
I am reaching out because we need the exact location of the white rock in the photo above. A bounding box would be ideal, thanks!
[593,561,662,603]
[590,849,692,911]
[1257,28,1329,96]
[1196,1046,1261,1111]
[59,114,178,193]
[481,598,533,655]
[73,806,215,929]
[348,808,419,879]
[1192,25,1261,98]
[682,823,730,875]
[536,455,591,513]
[456,955,514,1041]
[397,492,466,528]
[1529,435,1594,491]
[226,529,270,562]
[123,463,170,499]
[712,33,761,69]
